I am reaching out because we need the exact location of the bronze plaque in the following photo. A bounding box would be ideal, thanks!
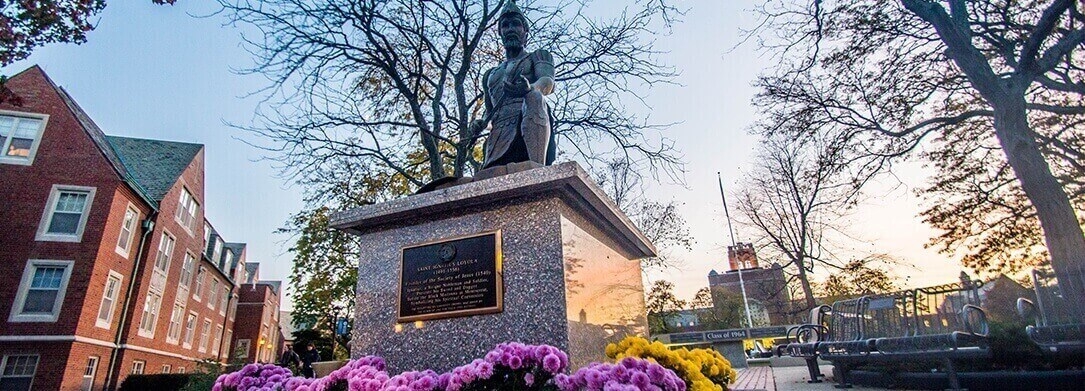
[398,231,503,322]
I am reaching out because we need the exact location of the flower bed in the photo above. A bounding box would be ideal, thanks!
[213,342,707,391]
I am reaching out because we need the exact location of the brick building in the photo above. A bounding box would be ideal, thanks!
[231,263,283,364]
[708,243,792,326]
[0,66,280,390]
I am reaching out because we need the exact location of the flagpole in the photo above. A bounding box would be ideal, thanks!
[719,172,754,329]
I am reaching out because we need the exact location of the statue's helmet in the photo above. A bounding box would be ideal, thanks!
[499,0,530,33]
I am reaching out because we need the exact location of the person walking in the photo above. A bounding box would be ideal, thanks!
[299,342,320,378]
[278,344,301,372]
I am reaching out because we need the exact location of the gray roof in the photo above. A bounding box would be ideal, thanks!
[24,66,158,208]
[225,243,246,271]
[105,136,202,202]
[261,280,282,295]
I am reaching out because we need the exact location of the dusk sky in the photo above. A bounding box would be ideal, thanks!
[4,0,966,309]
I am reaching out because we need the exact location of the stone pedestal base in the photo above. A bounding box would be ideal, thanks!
[332,162,656,372]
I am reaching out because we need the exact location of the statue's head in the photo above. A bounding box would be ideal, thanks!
[499,0,529,51]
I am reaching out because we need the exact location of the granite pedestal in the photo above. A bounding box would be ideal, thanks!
[330,162,655,372]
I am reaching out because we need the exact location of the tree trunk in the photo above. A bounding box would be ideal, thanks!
[991,92,1085,320]
[794,256,817,310]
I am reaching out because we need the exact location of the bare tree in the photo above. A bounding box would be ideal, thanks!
[733,135,865,310]
[594,157,692,271]
[748,0,1085,306]
[221,0,683,190]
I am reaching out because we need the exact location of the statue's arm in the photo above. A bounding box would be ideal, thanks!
[482,67,495,119]
[531,49,555,95]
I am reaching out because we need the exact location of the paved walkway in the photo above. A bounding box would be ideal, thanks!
[731,364,910,391]
[731,366,775,391]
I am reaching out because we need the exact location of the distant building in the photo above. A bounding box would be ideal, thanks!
[0,66,280,390]
[708,243,791,326]
[231,263,283,364]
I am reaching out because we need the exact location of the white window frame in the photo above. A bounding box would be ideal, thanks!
[219,286,229,315]
[212,324,223,357]
[0,110,48,166]
[207,278,219,309]
[235,339,251,359]
[95,271,123,329]
[81,356,99,391]
[0,354,39,390]
[175,187,199,235]
[212,239,223,264]
[166,303,185,344]
[228,296,237,321]
[193,267,205,302]
[151,231,175,293]
[161,364,171,374]
[177,367,185,374]
[198,318,211,353]
[131,360,144,375]
[203,223,212,254]
[114,203,140,258]
[35,184,96,242]
[182,312,197,349]
[179,252,196,289]
[224,330,233,359]
[137,292,162,338]
[9,259,73,323]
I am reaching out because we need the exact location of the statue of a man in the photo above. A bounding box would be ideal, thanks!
[477,0,556,169]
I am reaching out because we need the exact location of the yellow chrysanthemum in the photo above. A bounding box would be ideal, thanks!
[606,337,736,391]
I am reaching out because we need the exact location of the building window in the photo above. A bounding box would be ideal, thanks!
[0,113,47,165]
[81,356,98,391]
[0,354,39,391]
[161,364,171,374]
[212,324,223,357]
[176,188,198,233]
[36,185,96,242]
[182,312,197,349]
[224,330,233,359]
[177,367,185,374]
[207,279,219,309]
[198,318,212,353]
[179,252,196,292]
[151,232,175,293]
[131,360,144,375]
[166,303,184,344]
[10,260,73,322]
[193,267,205,302]
[228,297,237,321]
[137,292,162,338]
[203,223,211,253]
[219,286,229,315]
[95,272,122,329]
[212,239,223,264]
[115,204,139,257]
[235,339,251,359]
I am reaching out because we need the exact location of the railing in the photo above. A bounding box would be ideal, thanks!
[1018,266,1085,353]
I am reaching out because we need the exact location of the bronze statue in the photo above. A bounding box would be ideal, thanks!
[415,0,556,193]
[476,0,557,169]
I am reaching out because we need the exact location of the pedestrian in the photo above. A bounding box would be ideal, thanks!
[279,344,301,372]
[300,342,320,378]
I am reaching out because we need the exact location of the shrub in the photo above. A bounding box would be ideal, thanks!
[212,342,683,391]
[606,336,736,391]
[119,374,191,391]
[553,357,687,391]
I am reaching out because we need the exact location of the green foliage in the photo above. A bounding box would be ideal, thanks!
[119,374,191,391]
[460,366,560,391]
[179,359,224,391]
[646,280,687,335]
[815,257,899,303]
[293,329,336,361]
[279,207,359,330]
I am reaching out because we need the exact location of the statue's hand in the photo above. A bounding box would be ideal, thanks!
[503,75,531,98]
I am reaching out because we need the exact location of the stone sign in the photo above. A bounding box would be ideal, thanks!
[398,232,503,322]
[705,329,748,342]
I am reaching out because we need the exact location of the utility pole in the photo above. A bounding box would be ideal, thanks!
[718,172,754,329]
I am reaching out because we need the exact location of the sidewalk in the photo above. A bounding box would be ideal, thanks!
[733,364,912,391]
